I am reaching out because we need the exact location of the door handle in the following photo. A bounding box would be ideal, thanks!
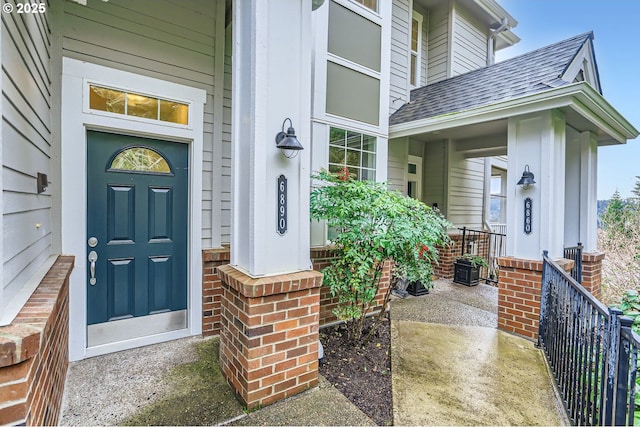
[88,251,98,286]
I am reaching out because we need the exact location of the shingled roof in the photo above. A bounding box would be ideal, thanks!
[390,32,597,126]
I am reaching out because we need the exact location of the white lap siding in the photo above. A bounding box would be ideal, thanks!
[1,3,53,312]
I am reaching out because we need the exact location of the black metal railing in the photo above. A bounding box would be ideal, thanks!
[459,227,506,284]
[564,242,584,284]
[539,251,640,425]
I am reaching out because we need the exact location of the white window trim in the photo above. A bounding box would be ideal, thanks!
[62,58,206,361]
[410,10,423,88]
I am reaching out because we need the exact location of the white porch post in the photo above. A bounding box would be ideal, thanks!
[579,131,599,252]
[231,0,312,276]
[506,110,567,259]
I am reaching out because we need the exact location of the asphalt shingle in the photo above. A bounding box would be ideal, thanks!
[389,32,596,125]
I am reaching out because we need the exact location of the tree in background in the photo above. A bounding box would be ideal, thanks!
[600,179,640,305]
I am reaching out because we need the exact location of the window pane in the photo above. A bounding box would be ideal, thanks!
[348,167,360,180]
[411,18,419,52]
[160,100,189,125]
[346,149,361,167]
[330,127,346,145]
[329,146,345,164]
[491,176,502,195]
[410,55,417,86]
[127,93,159,120]
[362,151,376,168]
[362,135,376,152]
[328,164,342,174]
[110,147,171,174]
[354,0,377,12]
[90,86,125,114]
[408,163,417,174]
[361,169,376,181]
[346,131,361,149]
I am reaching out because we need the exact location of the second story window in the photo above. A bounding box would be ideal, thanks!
[410,11,423,87]
[353,0,377,13]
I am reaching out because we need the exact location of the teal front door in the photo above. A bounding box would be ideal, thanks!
[86,131,189,347]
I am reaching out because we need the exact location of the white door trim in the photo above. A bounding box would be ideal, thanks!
[408,154,423,200]
[62,58,206,361]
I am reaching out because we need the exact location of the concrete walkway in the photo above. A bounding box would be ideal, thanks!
[60,279,567,426]
[391,280,568,426]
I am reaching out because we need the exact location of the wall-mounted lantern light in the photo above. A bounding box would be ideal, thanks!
[275,118,304,159]
[517,165,535,190]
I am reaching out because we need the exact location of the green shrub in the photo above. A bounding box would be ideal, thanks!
[310,169,451,343]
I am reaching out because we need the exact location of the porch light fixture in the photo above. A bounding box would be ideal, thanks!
[275,118,304,159]
[517,165,536,190]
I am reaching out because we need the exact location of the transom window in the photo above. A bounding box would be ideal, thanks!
[109,147,172,174]
[89,85,189,125]
[353,0,377,12]
[328,127,376,181]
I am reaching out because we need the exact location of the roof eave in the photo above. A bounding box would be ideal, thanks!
[389,83,638,145]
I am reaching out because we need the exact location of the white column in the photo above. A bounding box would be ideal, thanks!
[579,130,598,251]
[506,110,567,259]
[231,0,312,276]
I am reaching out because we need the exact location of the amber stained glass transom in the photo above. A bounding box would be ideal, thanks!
[89,85,188,125]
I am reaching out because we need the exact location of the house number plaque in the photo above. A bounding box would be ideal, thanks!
[524,197,532,234]
[277,175,287,235]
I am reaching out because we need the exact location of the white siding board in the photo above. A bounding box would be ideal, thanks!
[427,4,449,83]
[3,90,50,154]
[4,12,50,95]
[2,120,50,175]
[451,7,487,75]
[2,3,52,303]
[389,0,410,114]
[447,150,485,228]
[387,137,408,194]
[424,140,446,209]
[2,237,51,304]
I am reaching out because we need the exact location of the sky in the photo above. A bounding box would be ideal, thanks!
[495,0,640,200]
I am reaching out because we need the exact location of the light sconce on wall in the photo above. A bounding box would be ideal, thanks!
[275,118,304,159]
[516,165,536,190]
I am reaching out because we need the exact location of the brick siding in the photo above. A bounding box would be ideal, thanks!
[497,256,577,341]
[0,256,74,426]
[217,265,323,409]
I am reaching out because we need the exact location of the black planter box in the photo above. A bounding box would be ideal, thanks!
[407,280,429,296]
[453,259,480,286]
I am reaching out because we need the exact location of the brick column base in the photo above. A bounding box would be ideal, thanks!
[202,248,231,336]
[217,265,323,409]
[497,257,573,341]
[582,252,605,301]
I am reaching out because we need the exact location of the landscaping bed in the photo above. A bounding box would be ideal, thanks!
[319,314,393,426]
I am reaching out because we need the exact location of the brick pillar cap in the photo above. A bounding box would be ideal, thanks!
[218,264,323,298]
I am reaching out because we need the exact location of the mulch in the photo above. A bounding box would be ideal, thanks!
[319,314,393,426]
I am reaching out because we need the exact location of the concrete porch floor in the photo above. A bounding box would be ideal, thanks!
[59,279,568,426]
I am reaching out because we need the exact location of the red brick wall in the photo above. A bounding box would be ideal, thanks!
[206,247,393,331]
[0,256,74,426]
[582,252,605,301]
[497,257,577,341]
[497,257,544,341]
[433,234,462,279]
[310,248,391,326]
[217,265,322,409]
[202,248,231,336]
